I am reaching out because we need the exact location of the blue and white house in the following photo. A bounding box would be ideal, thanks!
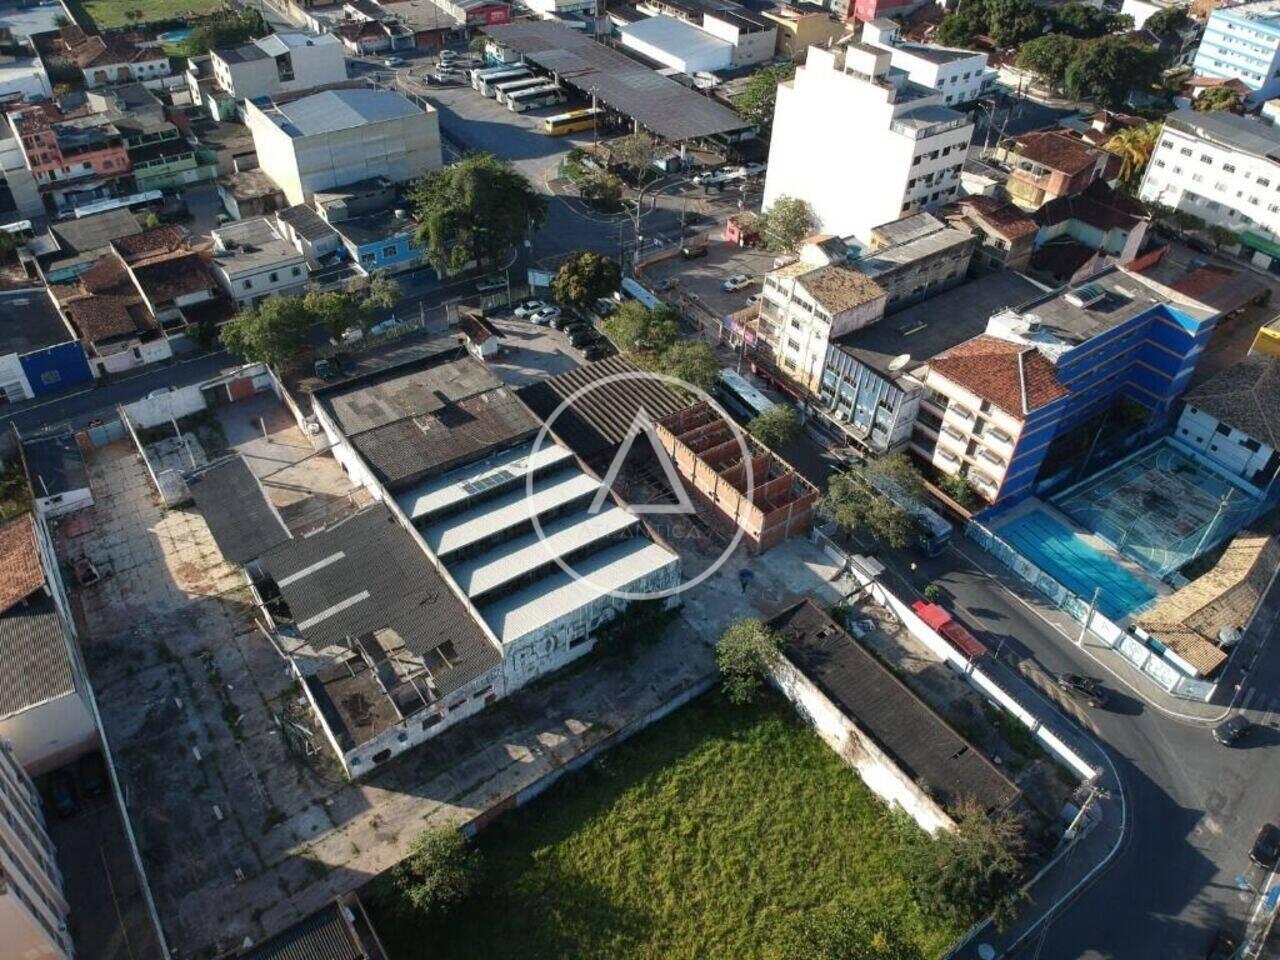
[1192,1,1280,102]
[0,289,92,402]
[332,209,424,275]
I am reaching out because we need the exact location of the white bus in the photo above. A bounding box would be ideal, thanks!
[507,84,564,112]
[494,75,548,104]
[470,63,521,89]
[478,68,531,97]
[716,368,776,421]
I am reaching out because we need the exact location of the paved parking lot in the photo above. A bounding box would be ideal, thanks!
[484,313,584,387]
[640,239,777,319]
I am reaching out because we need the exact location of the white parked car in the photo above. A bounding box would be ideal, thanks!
[529,306,562,325]
[722,274,753,292]
[369,317,402,337]
[745,292,764,306]
[146,386,174,400]
[339,326,364,344]
[475,273,507,293]
[739,161,767,177]
[513,298,548,318]
[383,56,404,67]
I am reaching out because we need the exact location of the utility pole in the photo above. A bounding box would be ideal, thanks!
[1077,586,1101,646]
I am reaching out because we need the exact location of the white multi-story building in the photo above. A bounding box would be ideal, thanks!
[202,32,347,118]
[861,19,995,107]
[619,8,777,73]
[210,217,309,307]
[1192,0,1280,102]
[1139,109,1280,248]
[1121,0,1185,30]
[763,41,974,242]
[0,742,72,960]
[244,87,442,206]
[757,237,887,394]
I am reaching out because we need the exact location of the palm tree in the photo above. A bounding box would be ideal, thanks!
[1105,123,1161,188]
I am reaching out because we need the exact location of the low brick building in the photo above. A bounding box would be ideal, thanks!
[655,401,818,552]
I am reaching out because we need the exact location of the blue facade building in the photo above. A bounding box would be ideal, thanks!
[0,289,92,402]
[1192,2,1280,102]
[333,210,425,276]
[914,268,1219,506]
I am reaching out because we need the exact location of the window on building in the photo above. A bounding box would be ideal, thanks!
[382,244,399,257]
[291,266,301,276]
[268,272,278,282]
[1224,163,1236,173]
[1260,178,1272,187]
[243,279,252,289]
[1180,147,1193,156]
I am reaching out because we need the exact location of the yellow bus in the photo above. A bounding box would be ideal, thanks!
[544,107,600,136]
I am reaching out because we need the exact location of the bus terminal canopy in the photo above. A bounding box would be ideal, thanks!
[482,21,751,142]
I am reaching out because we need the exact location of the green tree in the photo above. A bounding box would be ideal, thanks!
[922,582,943,603]
[389,827,483,920]
[1064,36,1163,109]
[364,271,401,311]
[579,169,623,207]
[185,10,265,56]
[909,800,1027,930]
[1105,122,1160,185]
[986,0,1047,47]
[0,230,18,264]
[1145,5,1190,35]
[734,63,796,128]
[935,11,980,47]
[608,132,658,176]
[748,403,798,449]
[410,153,547,274]
[1195,85,1244,114]
[757,195,819,255]
[774,904,924,960]
[468,36,489,53]
[304,290,370,339]
[140,211,163,230]
[937,471,979,509]
[825,454,925,550]
[219,296,313,367]
[1016,34,1082,93]
[657,340,719,392]
[1049,2,1129,38]
[1208,224,1237,249]
[715,618,783,706]
[601,301,678,355]
[552,250,620,309]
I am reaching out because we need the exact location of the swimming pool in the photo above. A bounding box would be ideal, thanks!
[158,28,193,43]
[995,509,1156,621]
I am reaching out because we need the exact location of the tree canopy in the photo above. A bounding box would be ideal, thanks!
[658,340,719,392]
[410,153,547,274]
[219,296,314,368]
[608,132,658,178]
[552,250,621,309]
[734,63,796,128]
[748,403,798,449]
[757,196,819,255]
[1016,34,1083,93]
[185,10,265,56]
[1194,85,1244,114]
[825,454,925,550]
[1145,5,1190,35]
[1063,36,1163,109]
[601,301,679,356]
[388,827,484,921]
[304,290,371,340]
[1105,122,1161,185]
[937,0,1130,49]
[715,619,783,705]
[908,800,1027,931]
[0,230,18,264]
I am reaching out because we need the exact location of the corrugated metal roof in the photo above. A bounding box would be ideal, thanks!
[269,89,424,138]
[482,21,748,141]
[0,594,75,720]
[260,505,498,693]
[239,903,364,960]
[187,457,292,565]
[768,599,1020,815]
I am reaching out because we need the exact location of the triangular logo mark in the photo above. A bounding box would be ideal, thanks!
[591,405,697,516]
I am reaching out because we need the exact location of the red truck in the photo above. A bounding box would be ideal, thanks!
[911,600,988,662]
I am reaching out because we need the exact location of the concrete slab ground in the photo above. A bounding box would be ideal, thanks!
[482,314,583,387]
[63,430,851,958]
[640,239,777,319]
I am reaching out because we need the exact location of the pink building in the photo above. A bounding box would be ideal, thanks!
[6,102,130,212]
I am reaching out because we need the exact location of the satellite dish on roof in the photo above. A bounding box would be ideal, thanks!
[888,353,912,372]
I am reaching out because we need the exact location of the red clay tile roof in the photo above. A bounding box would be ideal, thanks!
[1034,186,1148,233]
[55,256,157,344]
[67,35,162,69]
[0,514,45,614]
[930,334,1068,419]
[1013,130,1101,177]
[112,226,189,265]
[959,195,1038,240]
[128,251,214,305]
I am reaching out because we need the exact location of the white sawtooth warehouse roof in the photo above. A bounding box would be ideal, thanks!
[619,15,734,71]
[395,441,574,524]
[480,539,679,644]
[449,505,640,601]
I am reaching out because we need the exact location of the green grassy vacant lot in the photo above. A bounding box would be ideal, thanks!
[70,0,221,30]
[369,691,962,960]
